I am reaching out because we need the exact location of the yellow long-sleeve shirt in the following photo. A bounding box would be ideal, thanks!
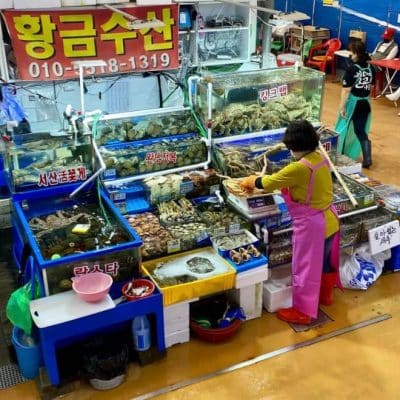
[261,151,339,238]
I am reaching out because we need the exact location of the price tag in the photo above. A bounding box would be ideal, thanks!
[229,223,241,234]
[103,169,116,179]
[112,192,126,202]
[213,227,226,237]
[210,184,220,195]
[180,180,194,195]
[167,239,181,254]
[368,220,400,255]
[196,231,209,243]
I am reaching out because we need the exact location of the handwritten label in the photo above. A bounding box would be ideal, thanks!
[213,227,226,237]
[368,220,400,255]
[167,239,181,254]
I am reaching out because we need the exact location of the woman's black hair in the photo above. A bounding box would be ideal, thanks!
[282,120,320,152]
[348,41,370,63]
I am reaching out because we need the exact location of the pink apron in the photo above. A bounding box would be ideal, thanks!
[282,157,340,318]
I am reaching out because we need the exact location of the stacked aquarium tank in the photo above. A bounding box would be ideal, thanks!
[194,66,325,138]
[3,132,93,194]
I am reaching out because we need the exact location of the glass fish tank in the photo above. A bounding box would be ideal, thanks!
[213,128,338,178]
[13,189,142,295]
[195,66,325,138]
[100,134,208,180]
[89,107,203,145]
[3,132,93,193]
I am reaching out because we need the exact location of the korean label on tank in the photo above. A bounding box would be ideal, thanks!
[3,5,179,80]
[258,84,288,103]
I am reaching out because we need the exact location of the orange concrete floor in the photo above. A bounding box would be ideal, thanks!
[2,80,400,400]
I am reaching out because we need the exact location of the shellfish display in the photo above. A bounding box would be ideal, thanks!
[100,136,207,179]
[94,109,200,145]
[28,204,130,260]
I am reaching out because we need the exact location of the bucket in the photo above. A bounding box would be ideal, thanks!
[385,245,400,271]
[11,327,42,379]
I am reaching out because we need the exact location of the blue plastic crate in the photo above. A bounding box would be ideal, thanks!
[13,189,143,296]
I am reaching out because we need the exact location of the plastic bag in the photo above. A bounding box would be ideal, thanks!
[6,283,40,336]
[340,244,391,290]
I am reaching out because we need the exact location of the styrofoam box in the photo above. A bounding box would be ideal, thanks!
[164,301,190,336]
[165,329,190,348]
[96,0,129,4]
[62,0,96,5]
[0,0,13,9]
[135,0,172,5]
[13,0,61,8]
[262,279,292,313]
[227,282,263,321]
[235,265,268,289]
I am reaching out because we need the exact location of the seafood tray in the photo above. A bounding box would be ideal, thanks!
[13,189,142,296]
[333,174,376,215]
[166,222,210,253]
[195,67,324,138]
[141,247,236,306]
[222,179,279,216]
[100,133,207,180]
[89,107,201,145]
[157,198,202,225]
[359,207,394,242]
[194,197,251,236]
[211,230,259,257]
[125,212,172,260]
[212,129,337,178]
[3,132,93,194]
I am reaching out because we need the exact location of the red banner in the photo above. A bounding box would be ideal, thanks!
[3,5,179,81]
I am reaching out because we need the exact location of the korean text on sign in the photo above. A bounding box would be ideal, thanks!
[258,84,288,103]
[368,220,400,255]
[38,167,87,187]
[3,5,179,80]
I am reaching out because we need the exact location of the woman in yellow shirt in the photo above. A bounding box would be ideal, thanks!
[241,120,340,325]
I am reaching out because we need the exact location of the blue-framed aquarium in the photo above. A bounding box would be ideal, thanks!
[13,189,142,296]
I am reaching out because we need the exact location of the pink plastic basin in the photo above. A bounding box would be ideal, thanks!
[72,272,113,303]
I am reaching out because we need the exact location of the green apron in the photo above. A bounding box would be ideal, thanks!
[334,64,372,160]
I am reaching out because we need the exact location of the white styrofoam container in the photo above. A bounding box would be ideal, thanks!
[262,279,292,313]
[0,0,13,9]
[96,0,129,4]
[235,265,268,289]
[165,329,190,348]
[62,0,96,5]
[227,282,263,321]
[13,0,61,8]
[135,0,172,5]
[164,301,190,336]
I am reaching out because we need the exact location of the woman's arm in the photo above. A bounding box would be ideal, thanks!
[339,87,351,118]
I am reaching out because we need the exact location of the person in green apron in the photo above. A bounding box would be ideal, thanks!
[335,41,375,168]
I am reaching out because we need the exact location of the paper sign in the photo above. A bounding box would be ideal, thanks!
[368,220,400,255]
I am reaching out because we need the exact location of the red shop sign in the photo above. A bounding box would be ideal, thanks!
[3,5,179,81]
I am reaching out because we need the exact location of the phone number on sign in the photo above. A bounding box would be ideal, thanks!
[28,53,171,79]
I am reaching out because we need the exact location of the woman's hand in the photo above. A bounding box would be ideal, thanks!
[240,175,258,192]
[340,106,347,119]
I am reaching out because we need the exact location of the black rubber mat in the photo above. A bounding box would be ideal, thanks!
[0,363,27,389]
[289,309,334,332]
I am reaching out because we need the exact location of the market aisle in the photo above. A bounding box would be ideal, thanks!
[154,312,400,400]
[2,81,400,399]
